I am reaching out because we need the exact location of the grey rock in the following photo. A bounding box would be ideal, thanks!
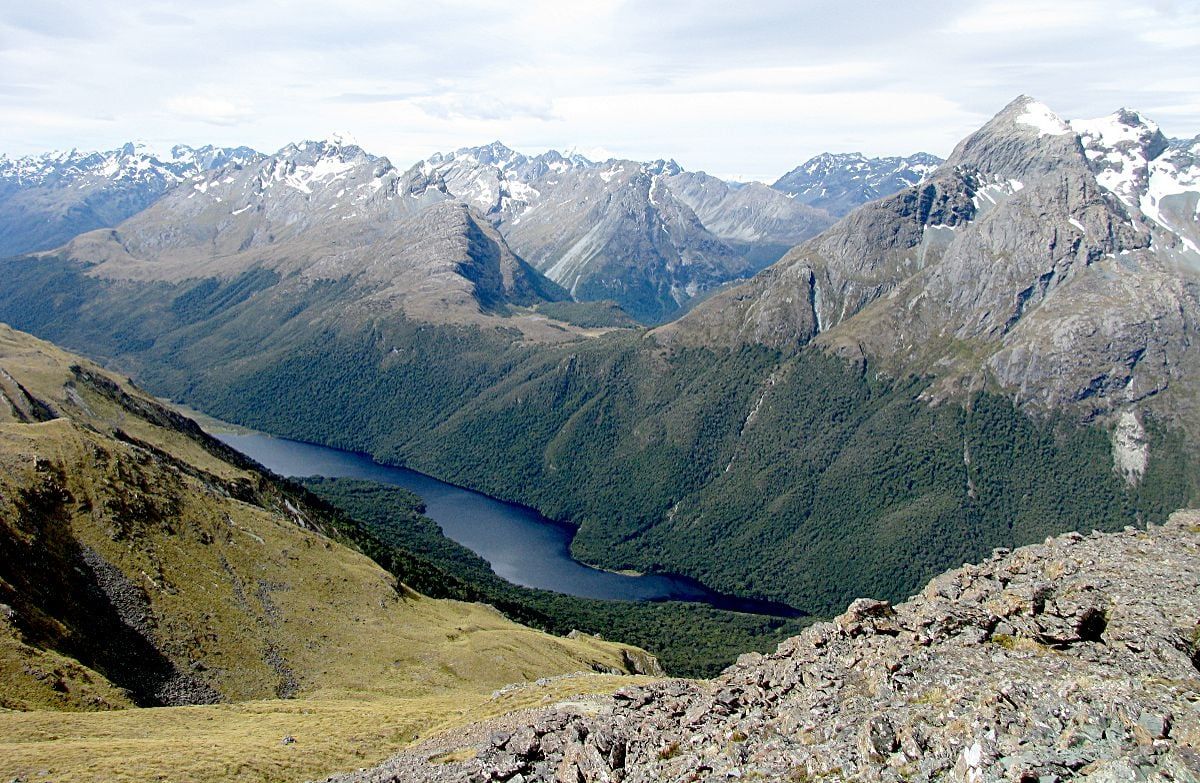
[505,728,539,758]
[1136,712,1171,740]
[658,96,1200,438]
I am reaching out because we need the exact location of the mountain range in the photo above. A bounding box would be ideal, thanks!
[421,142,837,321]
[0,95,1195,614]
[0,142,259,257]
[0,137,937,323]
[773,151,943,216]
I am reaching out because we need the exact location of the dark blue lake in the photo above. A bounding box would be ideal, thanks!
[216,432,799,615]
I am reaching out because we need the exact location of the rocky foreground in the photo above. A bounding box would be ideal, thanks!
[328,510,1200,783]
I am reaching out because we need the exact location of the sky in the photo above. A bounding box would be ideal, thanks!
[1,0,1198,182]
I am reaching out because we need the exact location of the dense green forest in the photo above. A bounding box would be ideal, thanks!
[299,477,808,677]
[0,255,1194,617]
[190,325,1192,612]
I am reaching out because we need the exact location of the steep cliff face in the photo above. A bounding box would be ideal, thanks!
[331,509,1200,783]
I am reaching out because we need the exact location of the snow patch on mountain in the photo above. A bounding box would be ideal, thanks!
[1072,110,1198,255]
[1015,100,1071,136]
[0,142,260,188]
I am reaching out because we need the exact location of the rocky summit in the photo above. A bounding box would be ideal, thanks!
[662,96,1200,432]
[330,509,1200,783]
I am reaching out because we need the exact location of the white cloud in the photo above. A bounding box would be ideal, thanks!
[0,0,1196,179]
[942,1,1103,35]
[413,94,559,122]
[164,93,253,126]
[1139,24,1200,50]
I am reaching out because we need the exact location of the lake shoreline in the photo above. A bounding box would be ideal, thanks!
[193,415,802,617]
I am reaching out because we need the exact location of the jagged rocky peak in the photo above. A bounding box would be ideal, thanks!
[212,133,441,208]
[166,143,260,172]
[642,158,683,177]
[427,141,595,178]
[664,95,1200,425]
[273,132,375,167]
[430,140,538,173]
[1071,110,1167,211]
[1069,110,1199,253]
[520,149,594,179]
[464,139,524,167]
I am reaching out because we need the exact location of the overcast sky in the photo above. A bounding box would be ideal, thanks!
[2,0,1197,181]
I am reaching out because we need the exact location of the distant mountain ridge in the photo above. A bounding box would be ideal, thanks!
[57,135,570,332]
[422,142,834,322]
[772,150,943,216]
[0,142,260,257]
[0,136,951,323]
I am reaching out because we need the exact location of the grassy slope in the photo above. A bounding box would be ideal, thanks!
[0,324,656,783]
[0,674,650,783]
[300,477,810,678]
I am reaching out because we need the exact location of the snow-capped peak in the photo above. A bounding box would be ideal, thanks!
[0,142,263,187]
[1071,109,1161,147]
[642,159,683,177]
[560,147,596,168]
[1071,109,1169,213]
[1014,98,1071,137]
[1068,106,1198,255]
[447,141,523,169]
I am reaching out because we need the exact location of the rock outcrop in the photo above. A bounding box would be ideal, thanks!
[329,509,1200,783]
